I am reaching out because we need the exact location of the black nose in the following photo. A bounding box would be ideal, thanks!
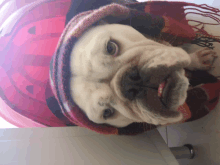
[121,67,144,100]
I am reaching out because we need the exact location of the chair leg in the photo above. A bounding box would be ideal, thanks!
[169,144,196,159]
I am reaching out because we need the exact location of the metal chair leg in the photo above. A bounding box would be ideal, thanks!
[169,144,196,159]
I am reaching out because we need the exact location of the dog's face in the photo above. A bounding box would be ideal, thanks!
[69,24,191,127]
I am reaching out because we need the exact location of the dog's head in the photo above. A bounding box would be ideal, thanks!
[69,23,191,128]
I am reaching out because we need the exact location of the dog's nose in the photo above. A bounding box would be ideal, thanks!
[121,67,144,100]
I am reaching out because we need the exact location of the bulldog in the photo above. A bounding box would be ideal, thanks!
[69,23,217,128]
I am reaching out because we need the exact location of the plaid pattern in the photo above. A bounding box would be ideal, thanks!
[50,2,220,135]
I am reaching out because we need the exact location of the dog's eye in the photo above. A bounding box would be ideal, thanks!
[103,108,114,120]
[106,40,118,56]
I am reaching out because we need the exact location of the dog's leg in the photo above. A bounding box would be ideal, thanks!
[186,47,218,71]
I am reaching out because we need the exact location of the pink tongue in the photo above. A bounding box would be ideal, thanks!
[158,81,166,98]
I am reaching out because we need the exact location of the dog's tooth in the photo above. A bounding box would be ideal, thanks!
[158,81,166,98]
[158,86,162,97]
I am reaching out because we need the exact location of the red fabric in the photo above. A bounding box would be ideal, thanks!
[0,0,72,127]
[145,1,196,41]
[201,81,220,111]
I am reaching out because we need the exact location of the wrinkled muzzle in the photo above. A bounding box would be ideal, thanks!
[121,47,191,102]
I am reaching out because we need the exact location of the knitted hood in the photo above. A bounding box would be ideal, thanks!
[50,2,220,135]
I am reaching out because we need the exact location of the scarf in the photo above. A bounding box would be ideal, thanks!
[50,1,220,135]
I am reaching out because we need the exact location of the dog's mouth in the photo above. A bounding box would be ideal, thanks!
[158,75,172,107]
[140,70,189,110]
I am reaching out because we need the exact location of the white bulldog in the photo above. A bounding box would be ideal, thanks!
[69,23,217,128]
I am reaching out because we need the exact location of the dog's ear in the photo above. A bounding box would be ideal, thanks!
[65,0,113,25]
[65,0,137,25]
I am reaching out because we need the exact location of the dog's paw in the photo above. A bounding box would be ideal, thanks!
[188,47,218,71]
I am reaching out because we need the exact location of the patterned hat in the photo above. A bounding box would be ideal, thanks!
[50,2,220,135]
